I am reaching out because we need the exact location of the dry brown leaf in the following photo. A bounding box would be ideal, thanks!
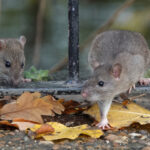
[42,96,65,114]
[61,100,88,115]
[0,96,17,109]
[0,92,64,124]
[0,100,9,109]
[0,120,18,128]
[84,102,150,129]
[35,124,54,135]
[62,100,80,108]
[13,118,39,123]
[32,92,41,99]
[12,121,36,131]
[0,119,40,130]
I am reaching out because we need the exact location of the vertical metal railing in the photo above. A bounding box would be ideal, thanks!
[68,0,79,83]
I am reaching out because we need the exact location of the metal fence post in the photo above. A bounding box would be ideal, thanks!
[68,0,79,83]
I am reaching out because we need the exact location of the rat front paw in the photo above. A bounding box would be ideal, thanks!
[128,84,135,93]
[96,119,113,130]
[139,78,150,86]
[21,78,31,82]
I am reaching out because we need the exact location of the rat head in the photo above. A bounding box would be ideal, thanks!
[0,36,26,86]
[81,63,122,103]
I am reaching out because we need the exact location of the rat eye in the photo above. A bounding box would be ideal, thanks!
[5,61,11,68]
[21,63,24,68]
[98,81,104,87]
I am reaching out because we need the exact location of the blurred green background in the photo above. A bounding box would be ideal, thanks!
[0,0,150,80]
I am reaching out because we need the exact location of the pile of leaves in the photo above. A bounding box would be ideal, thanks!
[0,92,150,141]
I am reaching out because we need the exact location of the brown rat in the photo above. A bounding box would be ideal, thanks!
[0,36,26,86]
[82,30,150,129]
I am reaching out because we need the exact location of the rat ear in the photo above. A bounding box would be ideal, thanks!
[111,63,122,80]
[19,35,26,47]
[0,40,6,50]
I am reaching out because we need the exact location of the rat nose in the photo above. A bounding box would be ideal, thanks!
[82,92,87,98]
[81,90,88,98]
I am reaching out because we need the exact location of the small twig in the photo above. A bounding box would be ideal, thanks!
[114,93,146,106]
[80,0,136,51]
[129,93,146,101]
[49,0,136,74]
[33,0,46,67]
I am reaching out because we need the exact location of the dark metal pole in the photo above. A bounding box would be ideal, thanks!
[68,0,79,83]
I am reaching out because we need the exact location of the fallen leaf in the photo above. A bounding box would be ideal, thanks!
[84,102,150,129]
[62,100,80,108]
[0,118,39,130]
[12,118,40,130]
[0,96,17,109]
[122,100,130,107]
[61,100,88,114]
[0,100,9,109]
[35,124,54,135]
[30,122,103,140]
[31,92,41,99]
[42,96,64,114]
[0,92,64,123]
[12,121,36,131]
[0,120,18,128]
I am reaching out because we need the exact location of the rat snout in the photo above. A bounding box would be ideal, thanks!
[82,92,88,98]
[10,77,21,87]
[12,80,19,86]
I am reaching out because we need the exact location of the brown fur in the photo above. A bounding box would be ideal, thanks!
[0,36,26,86]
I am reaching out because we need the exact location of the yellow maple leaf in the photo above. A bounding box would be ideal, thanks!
[30,122,103,140]
[84,102,150,129]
